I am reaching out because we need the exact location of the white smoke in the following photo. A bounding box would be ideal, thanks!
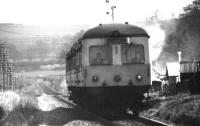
[145,23,165,62]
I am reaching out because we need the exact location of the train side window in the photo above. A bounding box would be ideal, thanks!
[121,44,145,64]
[89,45,112,65]
[75,53,79,67]
[66,59,71,71]
[78,49,82,66]
[71,56,76,69]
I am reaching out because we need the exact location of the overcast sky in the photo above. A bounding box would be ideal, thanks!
[0,0,193,26]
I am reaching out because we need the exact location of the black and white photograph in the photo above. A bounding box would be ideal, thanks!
[0,0,199,126]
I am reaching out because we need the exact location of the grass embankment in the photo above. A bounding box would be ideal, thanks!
[0,91,39,126]
[0,90,102,126]
[142,94,200,126]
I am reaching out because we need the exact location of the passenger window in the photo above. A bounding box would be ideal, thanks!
[121,44,145,64]
[89,45,112,65]
[66,59,71,71]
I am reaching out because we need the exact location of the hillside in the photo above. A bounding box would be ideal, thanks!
[0,23,89,39]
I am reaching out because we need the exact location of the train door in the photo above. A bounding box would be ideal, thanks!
[74,50,83,87]
[112,44,121,65]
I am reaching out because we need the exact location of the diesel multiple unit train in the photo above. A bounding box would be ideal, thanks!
[65,23,151,114]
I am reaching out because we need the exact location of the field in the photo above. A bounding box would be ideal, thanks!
[14,70,67,95]
[16,70,65,78]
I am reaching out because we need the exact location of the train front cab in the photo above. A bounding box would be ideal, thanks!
[81,37,151,109]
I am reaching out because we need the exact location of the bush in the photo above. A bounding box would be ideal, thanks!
[0,91,40,125]
[0,91,21,112]
[157,95,200,126]
[0,106,5,121]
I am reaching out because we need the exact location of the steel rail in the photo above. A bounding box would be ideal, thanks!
[137,116,173,126]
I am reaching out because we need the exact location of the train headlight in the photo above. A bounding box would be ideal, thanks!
[136,75,142,81]
[92,76,99,82]
[114,75,121,82]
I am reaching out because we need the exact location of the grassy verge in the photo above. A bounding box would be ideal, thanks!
[15,70,65,92]
[141,94,200,126]
[0,91,40,125]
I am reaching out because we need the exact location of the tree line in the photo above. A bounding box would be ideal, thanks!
[157,0,200,69]
[5,39,52,62]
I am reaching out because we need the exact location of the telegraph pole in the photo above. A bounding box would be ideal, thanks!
[7,59,13,89]
[0,43,3,91]
[13,73,16,90]
[1,51,6,90]
[0,42,16,91]
[0,45,6,91]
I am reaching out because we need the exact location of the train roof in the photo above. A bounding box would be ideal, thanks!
[82,23,149,39]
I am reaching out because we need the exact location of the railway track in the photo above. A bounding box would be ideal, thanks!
[136,116,172,126]
[94,108,172,126]
[39,83,75,107]
[39,83,67,96]
[40,83,173,126]
[39,83,117,126]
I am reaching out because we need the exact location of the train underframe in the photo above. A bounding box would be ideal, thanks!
[68,85,150,115]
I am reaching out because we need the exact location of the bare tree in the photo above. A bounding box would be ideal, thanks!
[59,30,85,63]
